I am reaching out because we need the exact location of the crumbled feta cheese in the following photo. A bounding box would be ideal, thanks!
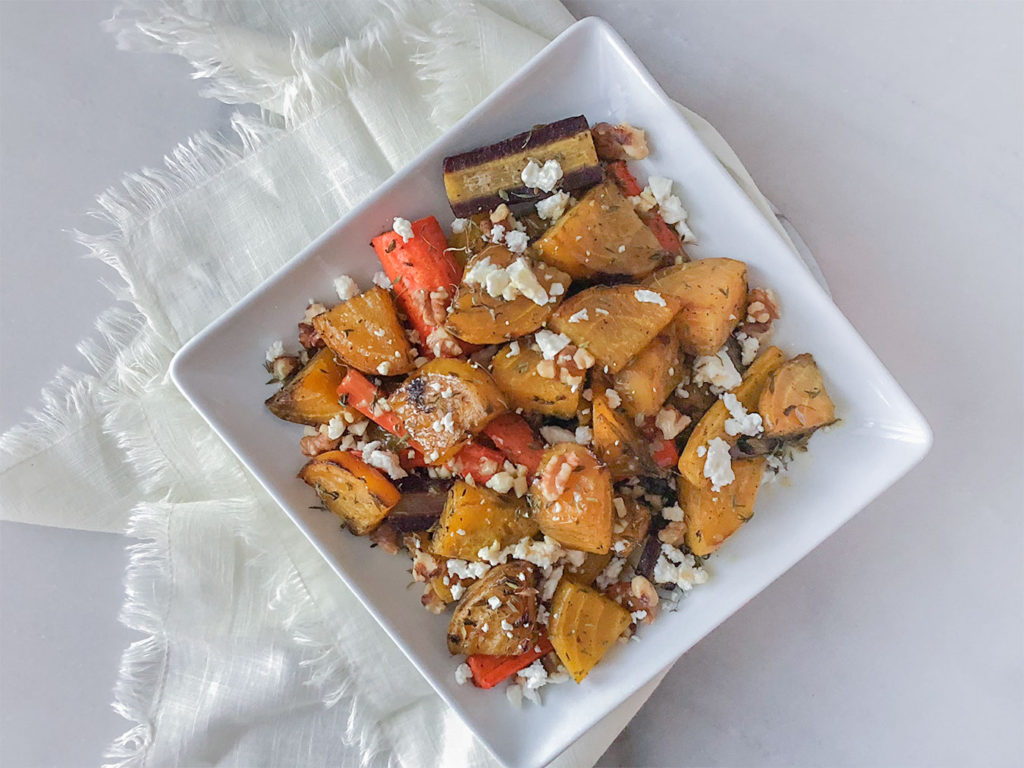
[568,308,589,323]
[548,282,565,297]
[572,347,596,370]
[377,362,391,376]
[303,302,327,324]
[604,388,622,409]
[489,223,506,245]
[595,557,627,590]
[696,445,707,457]
[455,662,472,685]
[653,543,708,591]
[540,565,564,601]
[326,415,347,440]
[447,558,491,580]
[633,288,667,306]
[451,217,469,234]
[348,419,369,436]
[372,271,392,289]
[487,596,502,610]
[655,407,691,441]
[540,425,576,445]
[535,190,570,221]
[362,444,408,480]
[486,471,515,494]
[465,256,551,306]
[631,610,648,623]
[508,340,520,356]
[303,425,318,437]
[594,307,609,316]
[722,392,763,437]
[645,176,696,242]
[265,340,285,363]
[449,582,465,601]
[521,158,563,192]
[504,229,529,254]
[736,331,760,366]
[393,217,414,242]
[703,437,734,491]
[574,426,592,445]
[333,274,360,302]
[692,348,742,393]
[535,329,571,360]
[661,504,685,522]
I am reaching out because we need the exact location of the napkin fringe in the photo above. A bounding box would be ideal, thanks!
[270,567,394,768]
[104,502,172,767]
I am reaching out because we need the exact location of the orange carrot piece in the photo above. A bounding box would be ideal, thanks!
[337,370,408,438]
[452,441,506,484]
[606,161,682,256]
[482,414,544,477]
[467,638,553,689]
[371,216,462,354]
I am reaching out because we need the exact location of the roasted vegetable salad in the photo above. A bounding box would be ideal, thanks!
[262,115,836,705]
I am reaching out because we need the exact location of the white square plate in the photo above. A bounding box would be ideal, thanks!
[171,17,932,768]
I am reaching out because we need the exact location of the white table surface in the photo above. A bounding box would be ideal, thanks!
[1,2,1021,767]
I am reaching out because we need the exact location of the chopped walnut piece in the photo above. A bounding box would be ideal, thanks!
[299,431,341,457]
[537,449,581,502]
[297,322,324,350]
[369,522,400,555]
[739,288,779,338]
[657,520,687,547]
[592,122,650,161]
[421,585,446,614]
[268,355,300,382]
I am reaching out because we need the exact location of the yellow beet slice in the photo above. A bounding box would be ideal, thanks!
[549,579,631,682]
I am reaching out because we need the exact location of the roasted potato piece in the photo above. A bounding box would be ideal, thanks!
[644,259,747,355]
[534,180,664,278]
[549,579,631,682]
[548,285,682,373]
[612,329,686,419]
[490,343,580,418]
[387,359,507,464]
[265,348,359,426]
[758,353,836,437]
[447,561,538,655]
[591,384,656,480]
[431,481,538,561]
[678,346,784,485]
[312,287,415,376]
[445,245,571,344]
[681,457,766,556]
[298,450,401,535]
[531,444,613,554]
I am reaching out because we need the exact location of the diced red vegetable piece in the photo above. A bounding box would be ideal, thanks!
[606,160,643,196]
[482,414,545,477]
[467,638,554,689]
[399,446,428,471]
[337,370,410,440]
[371,216,462,356]
[452,441,506,484]
[651,435,680,468]
[606,161,682,256]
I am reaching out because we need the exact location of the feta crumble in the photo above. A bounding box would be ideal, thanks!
[446,558,491,580]
[540,425,576,445]
[361,442,408,480]
[568,308,589,323]
[451,217,469,234]
[455,663,473,685]
[604,388,622,409]
[377,362,391,376]
[504,229,529,254]
[487,596,502,610]
[392,217,414,242]
[535,190,570,221]
[574,426,593,445]
[736,331,760,366]
[595,556,627,590]
[372,271,392,289]
[661,504,685,522]
[646,176,696,243]
[535,329,571,360]
[703,436,734,491]
[265,340,285,363]
[521,158,563,192]
[653,542,708,591]
[633,288,667,306]
[463,256,551,306]
[722,392,763,437]
[333,274,359,302]
[326,415,347,440]
[692,348,742,393]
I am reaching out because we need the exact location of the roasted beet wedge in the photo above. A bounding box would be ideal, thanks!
[442,116,602,217]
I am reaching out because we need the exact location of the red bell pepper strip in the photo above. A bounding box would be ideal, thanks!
[371,216,462,356]
[467,638,554,689]
[606,161,683,256]
[451,441,506,484]
[482,413,544,477]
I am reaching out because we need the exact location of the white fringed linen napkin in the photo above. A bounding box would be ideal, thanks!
[0,2,808,765]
